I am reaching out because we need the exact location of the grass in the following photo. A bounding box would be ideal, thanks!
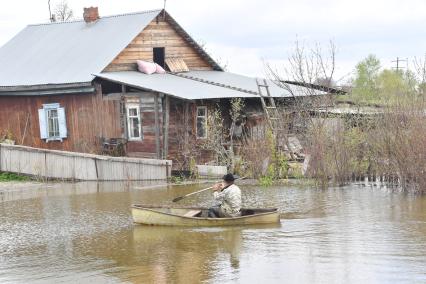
[0,172,30,182]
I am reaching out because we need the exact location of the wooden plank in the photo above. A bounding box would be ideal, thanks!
[0,143,172,181]
[165,58,189,72]
[183,210,201,217]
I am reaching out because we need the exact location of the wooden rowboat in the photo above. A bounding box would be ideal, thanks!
[131,205,280,227]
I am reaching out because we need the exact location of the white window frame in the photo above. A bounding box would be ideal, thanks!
[46,108,60,139]
[196,106,208,139]
[38,103,67,142]
[126,104,143,141]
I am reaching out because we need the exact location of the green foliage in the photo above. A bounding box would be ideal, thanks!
[350,54,423,105]
[377,69,418,102]
[259,165,275,186]
[255,130,290,186]
[170,175,184,184]
[189,157,199,179]
[352,54,381,103]
[0,172,29,182]
[259,176,274,187]
[0,129,15,142]
[230,98,245,122]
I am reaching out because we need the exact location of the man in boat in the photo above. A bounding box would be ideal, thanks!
[208,174,241,218]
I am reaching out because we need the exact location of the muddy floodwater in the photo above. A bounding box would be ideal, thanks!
[0,182,425,283]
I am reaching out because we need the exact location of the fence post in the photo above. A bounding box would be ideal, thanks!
[94,158,99,180]
[166,161,170,180]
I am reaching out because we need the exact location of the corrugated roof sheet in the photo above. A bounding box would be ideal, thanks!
[0,10,162,87]
[177,71,317,97]
[95,71,325,100]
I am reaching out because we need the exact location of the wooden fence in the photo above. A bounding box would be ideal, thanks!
[0,143,172,181]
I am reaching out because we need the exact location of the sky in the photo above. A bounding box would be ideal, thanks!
[1,0,426,84]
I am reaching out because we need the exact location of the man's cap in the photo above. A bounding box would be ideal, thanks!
[222,173,236,182]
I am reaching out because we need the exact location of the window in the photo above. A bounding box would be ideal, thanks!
[47,109,60,138]
[38,103,67,142]
[127,104,142,140]
[153,47,165,68]
[196,106,207,139]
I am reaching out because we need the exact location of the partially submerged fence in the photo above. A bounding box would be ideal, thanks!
[0,144,172,181]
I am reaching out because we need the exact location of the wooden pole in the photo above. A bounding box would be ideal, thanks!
[154,93,161,159]
[21,113,30,145]
[184,101,189,147]
[121,85,128,139]
[163,95,170,159]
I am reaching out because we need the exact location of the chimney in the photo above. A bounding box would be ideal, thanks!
[83,7,99,23]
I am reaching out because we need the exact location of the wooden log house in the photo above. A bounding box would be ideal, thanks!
[0,8,324,169]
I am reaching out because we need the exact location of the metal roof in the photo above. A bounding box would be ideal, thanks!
[0,10,162,87]
[95,71,326,100]
[177,71,320,97]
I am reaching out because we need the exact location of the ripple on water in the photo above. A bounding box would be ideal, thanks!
[0,182,425,284]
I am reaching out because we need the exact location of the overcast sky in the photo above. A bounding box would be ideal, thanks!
[1,0,426,83]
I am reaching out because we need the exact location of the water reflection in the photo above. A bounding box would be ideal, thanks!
[0,182,425,283]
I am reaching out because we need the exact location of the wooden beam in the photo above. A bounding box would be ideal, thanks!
[184,101,189,148]
[154,93,161,159]
[116,92,158,97]
[163,95,170,159]
[0,82,92,92]
[121,85,128,139]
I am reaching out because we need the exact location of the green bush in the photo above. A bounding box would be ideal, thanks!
[0,172,30,182]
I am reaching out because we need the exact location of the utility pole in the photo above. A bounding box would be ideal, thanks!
[392,57,408,72]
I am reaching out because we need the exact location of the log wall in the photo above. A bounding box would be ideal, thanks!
[166,98,216,168]
[0,87,121,154]
[125,94,163,158]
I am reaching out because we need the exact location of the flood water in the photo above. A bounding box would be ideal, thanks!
[0,181,425,283]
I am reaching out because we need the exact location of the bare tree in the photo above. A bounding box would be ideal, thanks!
[413,55,426,97]
[54,1,74,22]
[202,99,244,171]
[264,40,339,186]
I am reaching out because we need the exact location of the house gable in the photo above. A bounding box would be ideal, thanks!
[104,13,222,72]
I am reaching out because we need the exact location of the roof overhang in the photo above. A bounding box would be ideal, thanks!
[95,72,261,100]
[0,82,94,96]
[94,71,326,101]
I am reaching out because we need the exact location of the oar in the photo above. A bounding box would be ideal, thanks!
[172,176,246,203]
[172,185,215,202]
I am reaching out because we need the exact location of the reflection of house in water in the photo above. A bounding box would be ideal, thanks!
[76,226,246,283]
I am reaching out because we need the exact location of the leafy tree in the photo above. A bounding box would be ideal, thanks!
[352,54,381,103]
[377,69,417,101]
